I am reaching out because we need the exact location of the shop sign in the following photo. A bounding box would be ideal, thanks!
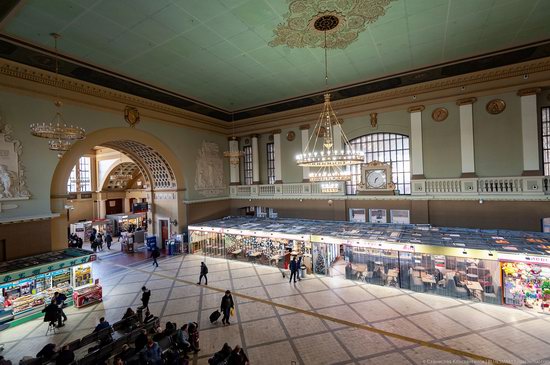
[499,253,550,265]
[0,255,94,284]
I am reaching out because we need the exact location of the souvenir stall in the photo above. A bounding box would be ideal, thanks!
[189,216,550,308]
[500,254,550,313]
[106,213,146,235]
[0,249,99,327]
[71,219,113,242]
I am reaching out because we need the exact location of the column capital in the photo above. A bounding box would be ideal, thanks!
[299,124,310,130]
[227,136,240,142]
[331,118,344,125]
[517,87,541,96]
[456,97,477,106]
[407,105,425,113]
[271,129,282,135]
[250,134,260,139]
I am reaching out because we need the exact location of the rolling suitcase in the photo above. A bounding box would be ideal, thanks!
[209,310,221,323]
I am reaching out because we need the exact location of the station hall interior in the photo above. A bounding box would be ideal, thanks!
[0,0,550,364]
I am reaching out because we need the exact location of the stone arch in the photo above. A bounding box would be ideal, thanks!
[50,127,185,250]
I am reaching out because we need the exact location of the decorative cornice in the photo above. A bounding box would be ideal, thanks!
[227,136,240,142]
[271,129,282,135]
[299,124,310,130]
[407,105,425,113]
[517,87,542,96]
[0,59,228,134]
[456,97,477,106]
[250,134,260,139]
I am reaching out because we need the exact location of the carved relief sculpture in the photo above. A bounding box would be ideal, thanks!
[0,123,31,200]
[194,141,225,197]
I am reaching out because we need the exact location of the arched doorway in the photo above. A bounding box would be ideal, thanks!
[50,127,185,251]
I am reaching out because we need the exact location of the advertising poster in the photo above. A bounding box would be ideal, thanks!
[369,209,387,223]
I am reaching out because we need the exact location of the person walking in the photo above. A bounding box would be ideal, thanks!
[52,292,67,323]
[141,286,151,309]
[151,246,160,267]
[97,233,104,251]
[289,256,298,283]
[220,290,234,326]
[105,232,113,250]
[197,262,208,285]
[297,255,303,281]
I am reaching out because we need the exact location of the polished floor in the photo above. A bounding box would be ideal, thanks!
[1,251,550,365]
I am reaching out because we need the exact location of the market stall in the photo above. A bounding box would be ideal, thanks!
[106,213,146,235]
[189,216,550,308]
[70,219,113,242]
[0,248,98,327]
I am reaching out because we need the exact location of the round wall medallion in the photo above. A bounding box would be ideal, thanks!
[244,138,250,145]
[316,126,326,137]
[486,99,506,115]
[286,131,295,141]
[431,107,448,122]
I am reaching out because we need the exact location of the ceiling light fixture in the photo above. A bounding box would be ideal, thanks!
[223,110,244,165]
[296,18,363,182]
[29,33,85,158]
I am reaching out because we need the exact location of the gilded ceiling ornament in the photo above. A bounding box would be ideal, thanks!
[486,99,506,115]
[269,0,395,49]
[431,107,448,122]
[124,106,140,127]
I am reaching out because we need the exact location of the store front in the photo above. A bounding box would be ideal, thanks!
[70,219,114,242]
[500,254,550,313]
[107,213,146,235]
[0,249,100,327]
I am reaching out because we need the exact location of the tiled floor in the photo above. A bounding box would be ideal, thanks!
[2,252,550,365]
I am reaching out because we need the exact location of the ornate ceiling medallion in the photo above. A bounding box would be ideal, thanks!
[269,0,395,49]
[431,107,448,122]
[486,99,506,115]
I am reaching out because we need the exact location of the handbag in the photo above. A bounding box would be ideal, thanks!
[230,307,235,316]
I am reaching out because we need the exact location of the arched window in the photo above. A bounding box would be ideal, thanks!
[346,133,411,195]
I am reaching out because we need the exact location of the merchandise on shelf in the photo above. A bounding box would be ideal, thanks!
[73,284,102,308]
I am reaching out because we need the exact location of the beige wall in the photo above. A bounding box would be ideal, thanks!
[186,199,231,225]
[0,220,51,260]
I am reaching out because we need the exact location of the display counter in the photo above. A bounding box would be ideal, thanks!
[0,248,96,327]
[73,284,102,308]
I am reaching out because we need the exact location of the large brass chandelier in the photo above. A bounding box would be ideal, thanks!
[29,33,85,157]
[296,17,363,182]
[223,112,244,165]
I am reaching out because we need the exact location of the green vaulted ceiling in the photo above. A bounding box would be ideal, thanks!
[1,0,550,112]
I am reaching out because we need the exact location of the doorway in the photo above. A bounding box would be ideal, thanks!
[159,219,169,249]
[106,199,123,215]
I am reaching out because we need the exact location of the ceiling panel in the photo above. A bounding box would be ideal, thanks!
[1,0,550,111]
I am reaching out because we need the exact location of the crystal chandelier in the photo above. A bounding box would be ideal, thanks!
[29,33,85,157]
[296,20,363,182]
[223,112,244,165]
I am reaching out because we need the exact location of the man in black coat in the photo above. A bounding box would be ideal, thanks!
[141,286,151,309]
[197,262,208,285]
[42,301,63,327]
[220,290,234,326]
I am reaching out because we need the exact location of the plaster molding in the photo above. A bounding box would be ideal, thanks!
[232,57,550,134]
[0,213,61,224]
[456,97,477,106]
[0,59,228,134]
[183,197,230,204]
[299,124,310,130]
[407,105,425,113]
[271,129,282,135]
[517,87,542,96]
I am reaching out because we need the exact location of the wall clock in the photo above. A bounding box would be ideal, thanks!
[287,131,295,141]
[486,99,506,115]
[431,107,448,122]
[357,161,395,195]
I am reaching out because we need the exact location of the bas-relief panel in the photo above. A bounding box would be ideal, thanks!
[194,141,226,197]
[0,121,31,212]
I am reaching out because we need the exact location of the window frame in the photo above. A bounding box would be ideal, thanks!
[266,142,275,184]
[542,107,550,175]
[243,146,253,185]
[66,156,93,193]
[346,133,411,195]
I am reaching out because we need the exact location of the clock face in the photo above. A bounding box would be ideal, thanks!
[366,170,386,189]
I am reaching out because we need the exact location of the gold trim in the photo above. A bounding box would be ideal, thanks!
[407,105,425,113]
[456,97,477,106]
[517,87,541,96]
[271,129,282,135]
[299,124,310,130]
[486,99,506,115]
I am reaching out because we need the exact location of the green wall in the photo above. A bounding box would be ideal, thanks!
[0,87,228,219]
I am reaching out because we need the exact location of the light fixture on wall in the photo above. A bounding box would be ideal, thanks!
[295,22,363,182]
[29,33,85,157]
[223,111,244,165]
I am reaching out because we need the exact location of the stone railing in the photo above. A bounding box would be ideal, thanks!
[230,182,346,198]
[231,176,550,199]
[412,176,548,196]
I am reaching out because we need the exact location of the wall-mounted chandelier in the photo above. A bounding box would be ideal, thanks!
[223,112,243,165]
[296,17,363,182]
[29,33,85,158]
